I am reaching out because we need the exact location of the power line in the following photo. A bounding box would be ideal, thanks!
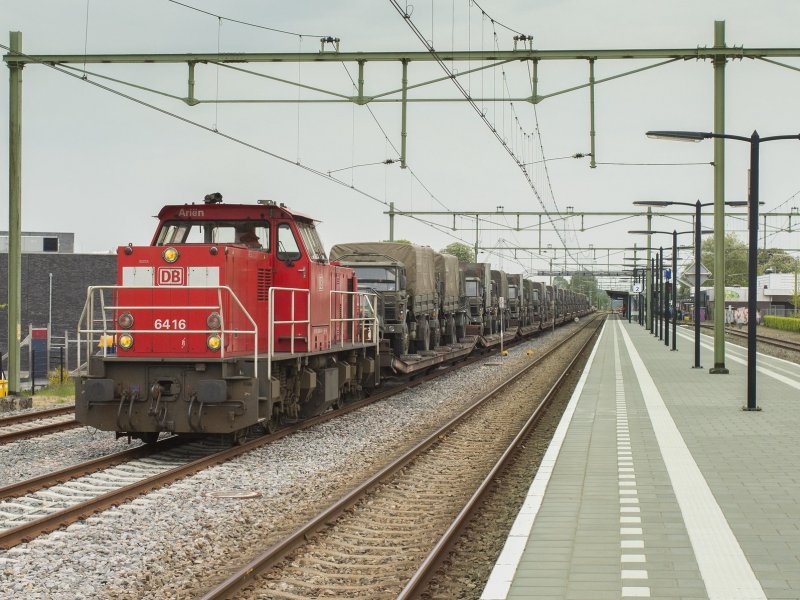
[1,43,510,255]
[389,0,572,261]
[339,63,453,212]
[165,0,333,38]
[470,1,526,38]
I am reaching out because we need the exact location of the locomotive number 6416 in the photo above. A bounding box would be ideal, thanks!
[154,318,187,330]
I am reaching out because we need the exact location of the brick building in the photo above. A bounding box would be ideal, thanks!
[0,232,116,355]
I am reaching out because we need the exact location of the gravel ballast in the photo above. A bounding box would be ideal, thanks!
[0,320,591,599]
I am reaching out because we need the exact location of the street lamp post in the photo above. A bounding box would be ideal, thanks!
[647,129,800,410]
[630,228,713,355]
[635,199,744,366]
[671,232,678,350]
[650,257,655,333]
[658,248,664,341]
[631,267,637,324]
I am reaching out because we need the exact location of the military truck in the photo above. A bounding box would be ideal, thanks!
[491,269,510,333]
[545,284,556,325]
[532,281,547,327]
[330,242,438,355]
[507,274,524,327]
[523,279,537,327]
[434,252,467,344]
[460,262,492,335]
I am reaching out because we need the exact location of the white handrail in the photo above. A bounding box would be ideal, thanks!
[77,285,259,377]
[267,287,311,382]
[329,290,379,348]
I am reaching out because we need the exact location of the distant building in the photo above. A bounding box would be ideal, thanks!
[0,231,74,254]
[0,232,116,356]
[705,273,799,317]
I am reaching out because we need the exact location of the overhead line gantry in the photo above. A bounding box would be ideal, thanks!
[6,20,800,389]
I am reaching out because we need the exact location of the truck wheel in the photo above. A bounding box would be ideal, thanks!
[431,323,441,349]
[417,319,430,352]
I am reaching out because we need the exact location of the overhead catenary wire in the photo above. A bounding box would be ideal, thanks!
[82,0,91,76]
[388,0,573,264]
[165,0,334,38]
[339,62,453,212]
[0,43,490,258]
[470,0,526,38]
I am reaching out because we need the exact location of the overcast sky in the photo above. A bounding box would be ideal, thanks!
[2,0,800,280]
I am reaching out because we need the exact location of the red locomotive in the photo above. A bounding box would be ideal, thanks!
[75,194,593,443]
[75,194,379,442]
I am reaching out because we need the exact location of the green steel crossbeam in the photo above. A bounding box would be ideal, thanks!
[7,22,800,394]
[7,48,800,65]
[384,209,799,216]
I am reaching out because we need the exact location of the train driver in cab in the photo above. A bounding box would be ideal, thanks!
[237,225,262,249]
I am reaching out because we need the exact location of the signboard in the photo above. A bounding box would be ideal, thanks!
[632,283,642,293]
[30,327,49,379]
[498,296,505,309]
[679,261,711,288]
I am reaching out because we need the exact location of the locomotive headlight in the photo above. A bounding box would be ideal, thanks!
[118,334,134,350]
[162,247,179,263]
[206,312,222,330]
[206,335,222,351]
[118,312,134,329]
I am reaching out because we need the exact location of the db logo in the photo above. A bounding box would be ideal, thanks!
[157,267,185,286]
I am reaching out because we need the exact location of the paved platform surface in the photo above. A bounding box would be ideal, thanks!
[482,316,800,600]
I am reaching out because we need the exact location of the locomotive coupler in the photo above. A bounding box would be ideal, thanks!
[148,383,163,417]
[115,389,139,431]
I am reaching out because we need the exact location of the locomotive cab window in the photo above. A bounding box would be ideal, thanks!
[296,221,327,262]
[276,223,302,262]
[156,221,270,251]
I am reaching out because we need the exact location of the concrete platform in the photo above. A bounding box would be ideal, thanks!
[483,316,800,600]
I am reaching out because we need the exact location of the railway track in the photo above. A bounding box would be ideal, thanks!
[0,406,78,445]
[695,323,800,354]
[0,318,584,551]
[200,314,604,599]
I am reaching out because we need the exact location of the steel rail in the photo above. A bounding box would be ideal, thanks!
[0,418,79,445]
[695,323,800,354]
[0,316,581,550]
[199,314,603,600]
[398,317,604,598]
[0,405,74,427]
[0,435,184,500]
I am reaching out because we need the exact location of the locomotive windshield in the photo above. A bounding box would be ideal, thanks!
[295,221,327,262]
[351,266,398,292]
[156,220,270,250]
[508,286,518,299]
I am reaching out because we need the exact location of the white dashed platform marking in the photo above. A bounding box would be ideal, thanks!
[615,328,650,598]
[619,320,766,600]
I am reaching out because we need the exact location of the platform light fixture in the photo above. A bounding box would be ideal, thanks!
[629,228,712,355]
[634,199,744,368]
[646,128,800,411]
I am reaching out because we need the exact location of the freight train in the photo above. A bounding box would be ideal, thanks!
[75,196,592,442]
